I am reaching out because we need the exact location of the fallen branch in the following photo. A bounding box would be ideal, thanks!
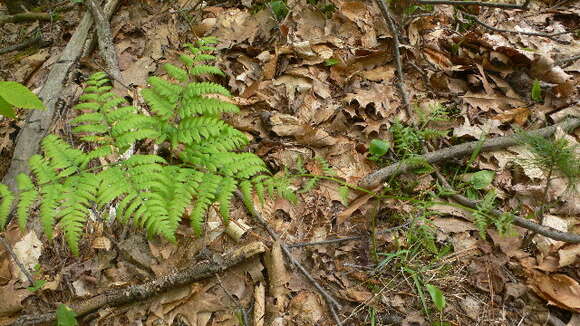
[415,0,530,10]
[0,35,52,55]
[11,242,267,326]
[0,12,52,24]
[288,223,410,248]
[359,117,580,189]
[434,171,580,243]
[236,192,344,326]
[86,0,125,88]
[462,13,571,42]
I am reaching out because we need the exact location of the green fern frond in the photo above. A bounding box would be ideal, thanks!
[164,63,189,82]
[29,154,57,185]
[190,173,222,235]
[16,173,37,231]
[217,177,237,223]
[141,88,176,120]
[0,41,297,256]
[59,173,100,255]
[0,184,14,230]
[180,97,239,116]
[185,82,231,97]
[239,180,254,214]
[42,135,87,170]
[148,76,183,101]
[189,65,225,77]
[39,184,61,240]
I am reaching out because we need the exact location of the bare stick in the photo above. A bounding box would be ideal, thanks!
[434,171,580,243]
[555,54,580,67]
[0,236,35,285]
[359,117,580,189]
[374,0,411,114]
[236,192,344,325]
[0,12,52,24]
[462,13,571,42]
[415,0,530,10]
[288,223,410,248]
[11,242,267,326]
[0,35,51,55]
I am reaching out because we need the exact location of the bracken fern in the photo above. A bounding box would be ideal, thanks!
[0,38,291,255]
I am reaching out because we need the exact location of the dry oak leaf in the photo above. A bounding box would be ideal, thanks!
[344,83,395,118]
[529,272,580,312]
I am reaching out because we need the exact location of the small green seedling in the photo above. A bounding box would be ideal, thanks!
[425,284,446,312]
[324,58,339,66]
[368,139,390,161]
[469,170,495,190]
[56,304,78,326]
[270,0,289,21]
[531,80,542,102]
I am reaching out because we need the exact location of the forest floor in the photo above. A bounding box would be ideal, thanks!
[0,0,579,325]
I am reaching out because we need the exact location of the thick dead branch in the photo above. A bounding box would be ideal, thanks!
[11,242,267,326]
[86,0,124,87]
[415,0,530,9]
[462,13,571,42]
[434,171,580,243]
[236,192,344,326]
[1,0,120,196]
[0,12,52,24]
[359,117,580,189]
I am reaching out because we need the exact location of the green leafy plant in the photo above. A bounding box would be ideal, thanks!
[469,170,495,190]
[471,190,515,239]
[323,58,339,66]
[516,130,579,222]
[368,138,390,161]
[0,38,292,255]
[425,284,446,312]
[270,0,289,21]
[531,79,542,102]
[56,304,78,326]
[0,81,45,118]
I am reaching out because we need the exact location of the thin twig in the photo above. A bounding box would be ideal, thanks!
[0,236,35,285]
[433,170,580,243]
[288,223,411,248]
[0,35,52,55]
[415,0,530,10]
[236,192,343,326]
[374,0,411,115]
[555,54,580,67]
[462,13,571,42]
[359,117,580,189]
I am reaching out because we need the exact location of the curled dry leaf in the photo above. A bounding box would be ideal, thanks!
[529,272,580,313]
